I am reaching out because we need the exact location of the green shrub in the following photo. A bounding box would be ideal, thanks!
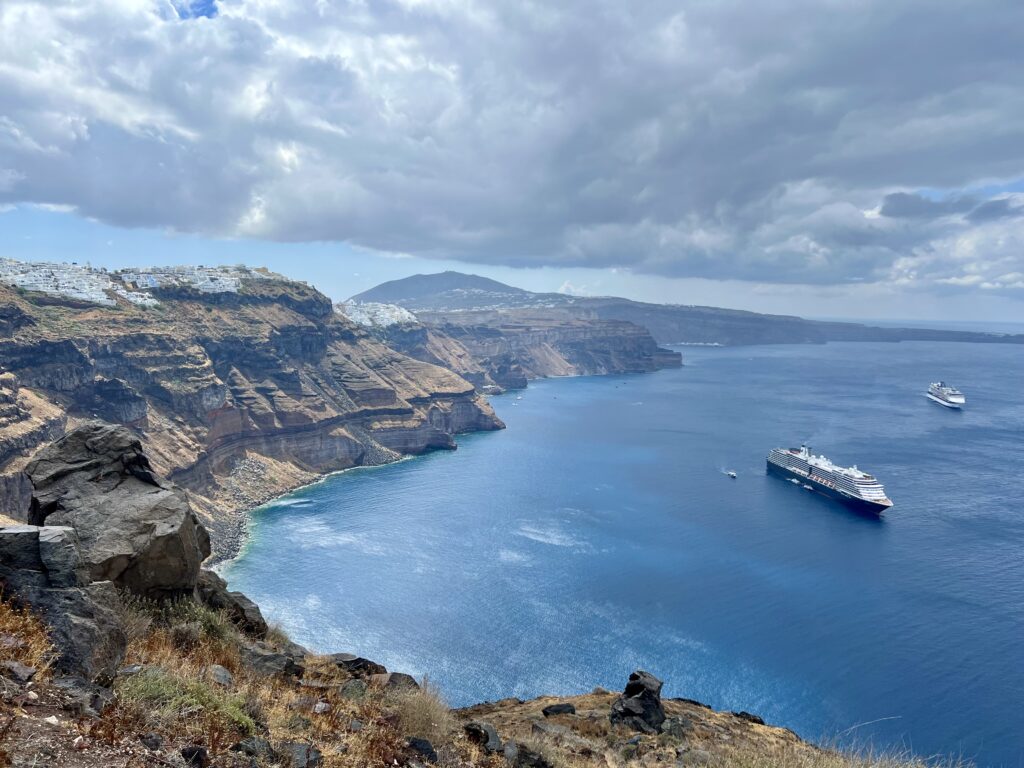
[117,668,255,734]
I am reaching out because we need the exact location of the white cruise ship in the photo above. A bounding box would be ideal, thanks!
[927,382,966,409]
[767,446,893,515]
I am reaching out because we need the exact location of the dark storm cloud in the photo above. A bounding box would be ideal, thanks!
[879,193,976,220]
[0,0,1023,290]
[966,198,1024,222]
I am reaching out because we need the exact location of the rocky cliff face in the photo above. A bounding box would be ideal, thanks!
[413,308,682,385]
[0,277,502,556]
[349,306,681,391]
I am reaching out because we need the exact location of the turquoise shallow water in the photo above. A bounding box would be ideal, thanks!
[224,342,1024,766]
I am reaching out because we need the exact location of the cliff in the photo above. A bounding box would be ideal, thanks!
[0,276,502,557]
[353,271,1024,347]
[339,303,682,392]
[0,424,845,768]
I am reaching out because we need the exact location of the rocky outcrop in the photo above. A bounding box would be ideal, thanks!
[608,670,666,733]
[26,423,211,598]
[196,569,268,638]
[0,274,502,558]
[0,525,126,682]
[396,308,681,386]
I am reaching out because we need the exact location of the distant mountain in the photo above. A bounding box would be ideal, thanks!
[352,271,1024,347]
[353,271,542,310]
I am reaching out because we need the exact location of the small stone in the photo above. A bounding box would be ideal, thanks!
[73,735,86,750]
[464,721,502,753]
[0,660,36,684]
[118,664,145,677]
[230,737,276,760]
[542,703,576,717]
[44,715,59,726]
[733,710,765,725]
[348,719,364,733]
[207,664,234,687]
[276,742,323,768]
[407,737,438,763]
[312,702,330,714]
[181,745,209,767]
[26,691,39,702]
[324,652,386,677]
[369,672,419,691]
[0,634,26,651]
[140,732,162,750]
[339,679,367,700]
[661,716,694,739]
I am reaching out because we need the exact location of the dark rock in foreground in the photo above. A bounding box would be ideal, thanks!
[26,422,211,598]
[609,669,666,733]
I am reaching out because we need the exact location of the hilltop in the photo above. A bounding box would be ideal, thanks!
[352,272,1024,347]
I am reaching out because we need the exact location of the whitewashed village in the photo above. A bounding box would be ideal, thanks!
[0,258,279,307]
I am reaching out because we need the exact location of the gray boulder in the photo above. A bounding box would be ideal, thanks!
[196,569,268,638]
[241,640,305,678]
[323,652,386,677]
[0,525,126,682]
[609,670,666,734]
[26,422,211,598]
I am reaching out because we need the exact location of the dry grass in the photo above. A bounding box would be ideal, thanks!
[0,593,53,676]
[390,677,456,743]
[8,590,970,768]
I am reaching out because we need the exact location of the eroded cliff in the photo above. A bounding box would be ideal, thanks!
[0,277,502,556]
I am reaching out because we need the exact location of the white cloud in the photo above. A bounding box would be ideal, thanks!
[0,0,1022,295]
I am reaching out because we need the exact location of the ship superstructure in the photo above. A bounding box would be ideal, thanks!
[767,446,893,514]
[927,382,966,409]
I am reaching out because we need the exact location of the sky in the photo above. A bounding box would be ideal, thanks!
[1,0,1024,322]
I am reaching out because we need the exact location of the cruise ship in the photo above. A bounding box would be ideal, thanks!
[927,382,966,409]
[767,446,893,515]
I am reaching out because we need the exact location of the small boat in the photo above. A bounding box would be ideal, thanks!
[788,478,801,485]
[802,484,814,490]
[727,471,737,479]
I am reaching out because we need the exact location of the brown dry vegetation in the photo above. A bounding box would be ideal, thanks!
[0,592,973,768]
[0,593,53,677]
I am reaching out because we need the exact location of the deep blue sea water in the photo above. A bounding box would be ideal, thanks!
[224,342,1024,766]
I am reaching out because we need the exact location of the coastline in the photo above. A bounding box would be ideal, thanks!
[204,453,419,568]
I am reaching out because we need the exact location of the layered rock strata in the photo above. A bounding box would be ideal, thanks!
[0,276,502,557]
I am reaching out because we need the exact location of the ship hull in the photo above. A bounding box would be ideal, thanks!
[926,392,963,409]
[766,461,891,515]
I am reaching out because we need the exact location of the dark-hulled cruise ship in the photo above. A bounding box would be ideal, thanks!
[767,446,893,514]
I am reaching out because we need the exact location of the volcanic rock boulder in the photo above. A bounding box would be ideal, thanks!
[197,569,268,637]
[26,422,211,598]
[609,670,666,733]
[0,525,126,681]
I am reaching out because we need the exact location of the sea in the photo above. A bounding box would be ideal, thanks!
[223,341,1024,766]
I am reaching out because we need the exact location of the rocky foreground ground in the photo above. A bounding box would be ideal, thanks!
[0,423,952,768]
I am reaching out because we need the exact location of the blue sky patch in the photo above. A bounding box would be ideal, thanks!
[173,0,217,20]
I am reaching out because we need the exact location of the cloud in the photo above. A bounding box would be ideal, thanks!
[0,0,1023,293]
